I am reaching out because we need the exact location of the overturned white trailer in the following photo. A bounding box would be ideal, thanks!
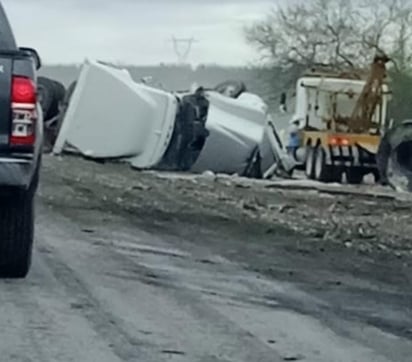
[53,60,178,169]
[53,59,294,177]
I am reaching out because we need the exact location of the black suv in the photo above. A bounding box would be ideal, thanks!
[0,2,42,278]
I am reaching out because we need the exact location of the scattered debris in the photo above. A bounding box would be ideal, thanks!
[128,183,151,192]
[283,354,305,361]
[278,204,294,214]
[357,224,377,239]
[201,171,217,182]
[242,201,259,212]
[81,229,95,234]
[161,350,186,356]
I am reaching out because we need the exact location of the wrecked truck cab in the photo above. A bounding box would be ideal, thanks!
[191,91,272,176]
[53,59,179,169]
[52,60,291,179]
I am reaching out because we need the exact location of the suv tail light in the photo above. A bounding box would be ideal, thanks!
[10,76,37,146]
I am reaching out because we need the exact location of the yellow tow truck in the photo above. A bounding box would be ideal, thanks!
[290,55,392,184]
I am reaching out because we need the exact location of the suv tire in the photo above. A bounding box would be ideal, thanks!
[0,188,34,278]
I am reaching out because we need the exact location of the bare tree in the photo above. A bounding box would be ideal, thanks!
[245,0,412,121]
[245,0,412,72]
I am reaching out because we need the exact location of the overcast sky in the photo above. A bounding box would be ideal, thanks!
[2,0,277,66]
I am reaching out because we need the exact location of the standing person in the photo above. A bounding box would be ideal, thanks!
[286,119,301,157]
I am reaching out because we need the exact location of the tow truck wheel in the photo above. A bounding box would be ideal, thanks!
[330,168,343,183]
[305,147,316,179]
[346,168,364,184]
[314,147,333,182]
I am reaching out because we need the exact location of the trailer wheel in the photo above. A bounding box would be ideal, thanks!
[373,170,381,184]
[314,147,333,182]
[305,147,316,179]
[346,168,364,184]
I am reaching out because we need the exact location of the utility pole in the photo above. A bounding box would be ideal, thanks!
[171,36,197,65]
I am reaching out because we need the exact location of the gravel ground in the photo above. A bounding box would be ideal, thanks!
[42,154,412,257]
[7,153,407,361]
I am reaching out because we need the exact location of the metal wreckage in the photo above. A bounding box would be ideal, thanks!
[38,58,412,191]
[39,59,294,178]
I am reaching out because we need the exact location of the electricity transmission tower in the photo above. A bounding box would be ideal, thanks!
[171,36,197,64]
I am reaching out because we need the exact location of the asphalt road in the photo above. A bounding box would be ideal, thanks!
[1,157,412,361]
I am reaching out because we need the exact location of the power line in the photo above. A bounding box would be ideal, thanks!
[171,36,197,64]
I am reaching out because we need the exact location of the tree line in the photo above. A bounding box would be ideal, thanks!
[245,0,412,122]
